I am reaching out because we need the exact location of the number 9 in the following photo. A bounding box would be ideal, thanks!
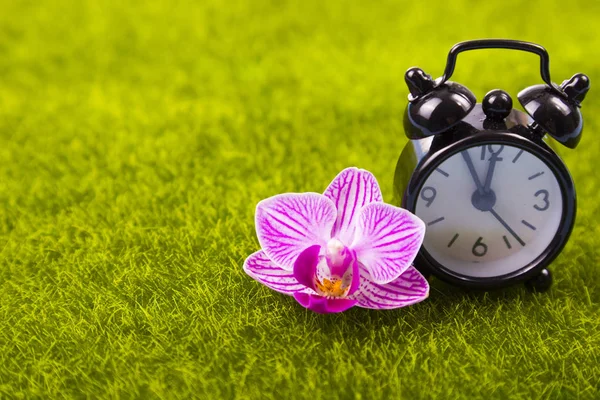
[421,186,437,207]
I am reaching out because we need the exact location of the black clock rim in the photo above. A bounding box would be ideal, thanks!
[402,131,576,289]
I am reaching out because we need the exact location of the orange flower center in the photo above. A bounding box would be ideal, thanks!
[315,278,347,298]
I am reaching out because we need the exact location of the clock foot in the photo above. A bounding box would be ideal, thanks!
[525,269,552,292]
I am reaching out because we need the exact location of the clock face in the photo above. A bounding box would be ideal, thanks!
[414,143,564,278]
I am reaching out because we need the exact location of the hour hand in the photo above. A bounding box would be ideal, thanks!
[461,150,485,195]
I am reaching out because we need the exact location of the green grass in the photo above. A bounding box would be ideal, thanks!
[1,0,600,398]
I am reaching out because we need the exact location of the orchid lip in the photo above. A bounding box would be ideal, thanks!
[293,293,358,314]
[312,239,359,298]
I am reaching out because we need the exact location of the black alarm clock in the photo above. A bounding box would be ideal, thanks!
[393,39,590,292]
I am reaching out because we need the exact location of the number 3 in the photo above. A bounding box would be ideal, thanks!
[534,189,550,211]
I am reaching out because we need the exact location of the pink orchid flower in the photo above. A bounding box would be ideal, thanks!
[243,167,429,314]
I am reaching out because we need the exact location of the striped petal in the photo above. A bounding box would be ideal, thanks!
[351,202,425,284]
[293,293,358,314]
[243,250,311,295]
[256,193,337,271]
[323,167,383,245]
[350,265,429,309]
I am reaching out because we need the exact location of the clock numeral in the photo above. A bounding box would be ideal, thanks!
[472,237,488,257]
[420,186,437,207]
[481,144,504,161]
[533,189,550,211]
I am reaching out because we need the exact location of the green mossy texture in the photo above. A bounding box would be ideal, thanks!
[1,0,599,399]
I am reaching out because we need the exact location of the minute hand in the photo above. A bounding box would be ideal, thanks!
[489,208,525,246]
[482,154,501,193]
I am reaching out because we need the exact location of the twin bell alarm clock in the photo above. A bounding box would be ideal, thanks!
[394,39,590,292]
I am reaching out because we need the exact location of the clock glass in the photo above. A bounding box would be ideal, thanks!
[414,143,564,278]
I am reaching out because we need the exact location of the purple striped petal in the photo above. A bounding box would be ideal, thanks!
[256,193,336,271]
[293,245,321,291]
[350,265,429,309]
[293,293,358,314]
[243,250,312,295]
[323,168,383,245]
[352,203,425,284]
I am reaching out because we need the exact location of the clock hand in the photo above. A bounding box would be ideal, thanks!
[489,208,525,246]
[482,153,501,194]
[461,150,485,195]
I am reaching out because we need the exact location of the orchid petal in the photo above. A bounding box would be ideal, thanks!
[350,265,429,309]
[352,202,425,284]
[323,167,383,245]
[293,245,321,291]
[256,193,336,271]
[243,250,311,295]
[293,293,358,314]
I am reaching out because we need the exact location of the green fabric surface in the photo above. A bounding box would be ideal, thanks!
[1,0,599,398]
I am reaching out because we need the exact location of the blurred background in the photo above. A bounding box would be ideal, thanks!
[1,0,599,398]
[2,0,599,205]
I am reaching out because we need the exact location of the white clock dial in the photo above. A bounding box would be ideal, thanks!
[414,144,563,278]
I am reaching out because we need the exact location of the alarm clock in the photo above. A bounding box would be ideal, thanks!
[393,39,590,292]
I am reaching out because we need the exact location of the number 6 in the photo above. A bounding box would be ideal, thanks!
[472,237,488,257]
